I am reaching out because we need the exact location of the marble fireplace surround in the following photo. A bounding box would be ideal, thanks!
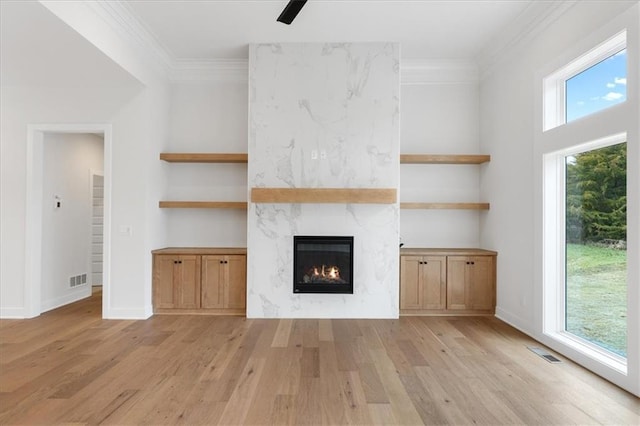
[247,43,400,319]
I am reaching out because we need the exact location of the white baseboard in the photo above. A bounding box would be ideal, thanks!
[495,306,535,337]
[0,306,27,318]
[41,286,92,313]
[105,305,153,320]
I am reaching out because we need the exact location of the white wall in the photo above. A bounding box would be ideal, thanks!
[0,86,131,317]
[0,0,171,319]
[480,1,639,396]
[163,72,484,251]
[400,82,484,248]
[41,133,103,311]
[163,80,248,247]
[0,84,170,319]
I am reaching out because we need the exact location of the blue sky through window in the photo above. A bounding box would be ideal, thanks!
[566,49,627,122]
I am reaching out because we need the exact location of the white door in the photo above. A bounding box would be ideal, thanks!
[91,173,104,286]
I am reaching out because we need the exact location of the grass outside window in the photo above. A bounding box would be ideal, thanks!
[566,243,627,357]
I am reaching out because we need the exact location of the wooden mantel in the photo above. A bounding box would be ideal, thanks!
[251,188,397,204]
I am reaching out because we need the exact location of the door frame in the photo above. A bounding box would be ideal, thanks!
[26,124,113,318]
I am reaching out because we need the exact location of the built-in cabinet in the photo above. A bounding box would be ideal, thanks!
[400,248,497,315]
[156,152,496,317]
[152,248,246,315]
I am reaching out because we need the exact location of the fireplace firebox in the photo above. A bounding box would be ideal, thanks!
[293,236,354,294]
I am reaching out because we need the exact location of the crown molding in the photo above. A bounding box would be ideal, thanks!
[169,59,479,84]
[84,0,174,77]
[401,60,478,85]
[477,0,577,80]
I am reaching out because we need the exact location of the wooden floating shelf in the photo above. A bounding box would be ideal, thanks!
[160,153,248,163]
[159,201,248,209]
[160,200,487,210]
[160,153,489,164]
[400,154,490,164]
[400,202,490,210]
[251,188,397,204]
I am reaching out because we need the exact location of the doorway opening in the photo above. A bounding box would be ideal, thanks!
[26,124,112,318]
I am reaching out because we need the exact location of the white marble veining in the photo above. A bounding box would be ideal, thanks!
[247,43,400,318]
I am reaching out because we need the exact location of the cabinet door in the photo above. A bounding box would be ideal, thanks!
[154,255,177,309]
[175,255,201,309]
[400,256,423,310]
[467,256,495,311]
[226,255,246,310]
[422,256,447,310]
[447,256,469,310]
[447,256,495,311]
[201,255,225,309]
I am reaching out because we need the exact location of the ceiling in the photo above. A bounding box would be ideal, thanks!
[1,0,570,87]
[0,1,140,88]
[125,0,534,61]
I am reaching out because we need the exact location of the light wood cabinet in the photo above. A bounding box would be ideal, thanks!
[400,248,496,315]
[400,255,446,310]
[447,256,495,311]
[153,248,246,315]
[153,255,201,309]
[201,255,246,310]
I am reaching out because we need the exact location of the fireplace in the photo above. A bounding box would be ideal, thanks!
[293,236,354,294]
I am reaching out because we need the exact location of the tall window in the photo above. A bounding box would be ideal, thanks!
[542,29,628,373]
[565,141,627,358]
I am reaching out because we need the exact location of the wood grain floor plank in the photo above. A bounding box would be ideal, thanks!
[300,347,320,378]
[369,348,424,425]
[217,356,267,425]
[318,319,334,342]
[301,319,319,348]
[414,366,474,425]
[1,294,638,425]
[357,362,390,404]
[317,340,348,425]
[293,377,322,425]
[398,372,449,424]
[271,318,292,348]
[367,403,397,425]
[340,371,373,425]
[270,394,296,425]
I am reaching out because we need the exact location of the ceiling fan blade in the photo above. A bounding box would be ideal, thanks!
[277,0,308,25]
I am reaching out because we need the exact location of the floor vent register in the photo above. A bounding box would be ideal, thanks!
[527,346,562,363]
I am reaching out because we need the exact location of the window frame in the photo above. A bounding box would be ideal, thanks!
[543,133,628,374]
[543,30,627,131]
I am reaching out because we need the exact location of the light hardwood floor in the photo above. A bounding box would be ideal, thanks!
[0,291,638,425]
